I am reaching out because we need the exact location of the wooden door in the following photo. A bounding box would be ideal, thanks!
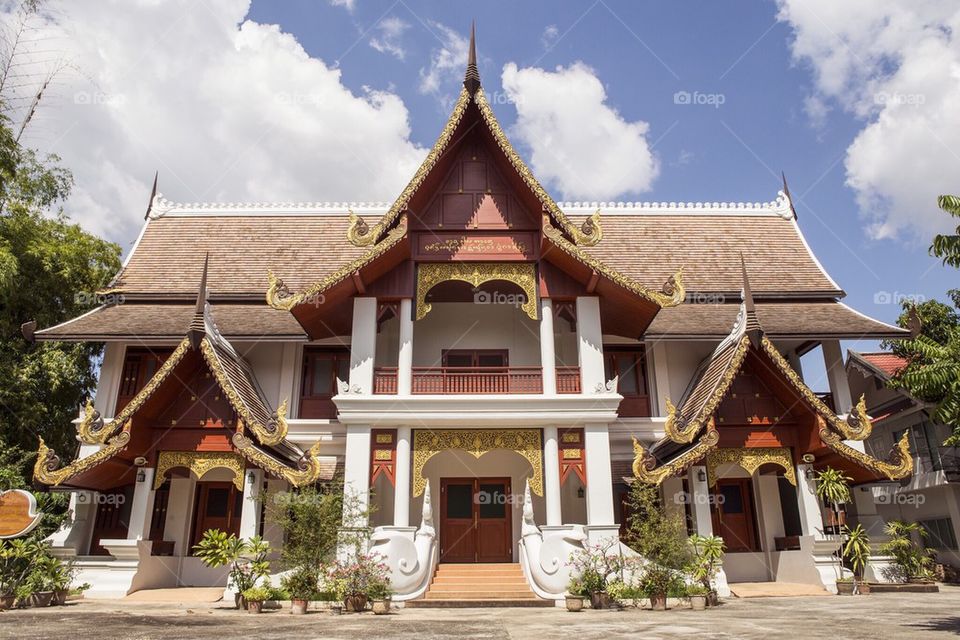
[440,478,512,563]
[711,478,760,552]
[89,486,134,556]
[190,482,243,551]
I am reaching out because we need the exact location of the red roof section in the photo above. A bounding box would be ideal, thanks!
[861,352,908,377]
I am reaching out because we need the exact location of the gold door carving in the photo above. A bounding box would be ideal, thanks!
[155,451,245,491]
[415,262,538,321]
[705,447,796,487]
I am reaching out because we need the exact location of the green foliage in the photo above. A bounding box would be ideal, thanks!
[882,296,959,357]
[567,537,625,595]
[814,467,852,506]
[281,565,320,601]
[0,447,69,540]
[566,575,588,597]
[192,531,270,597]
[686,534,725,590]
[879,521,935,581]
[241,586,272,603]
[842,524,871,583]
[323,551,392,601]
[931,195,960,268]
[0,108,121,468]
[638,564,686,598]
[624,481,691,570]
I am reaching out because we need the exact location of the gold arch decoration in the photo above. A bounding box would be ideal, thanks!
[231,431,327,487]
[155,451,245,491]
[705,447,796,487]
[415,262,538,321]
[412,429,543,497]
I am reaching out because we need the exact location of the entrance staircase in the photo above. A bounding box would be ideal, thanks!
[406,563,552,608]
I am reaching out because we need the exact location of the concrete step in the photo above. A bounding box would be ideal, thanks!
[424,590,539,600]
[418,562,547,607]
[407,598,554,608]
[431,575,530,585]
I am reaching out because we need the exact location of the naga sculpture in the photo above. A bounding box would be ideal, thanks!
[517,480,588,599]
[369,481,438,601]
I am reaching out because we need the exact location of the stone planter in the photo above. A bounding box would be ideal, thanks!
[330,604,343,615]
[372,599,390,615]
[247,600,264,614]
[290,599,308,615]
[690,595,707,610]
[344,594,368,612]
[53,589,69,606]
[0,595,14,610]
[31,591,54,607]
[650,593,667,611]
[565,596,584,612]
[837,581,872,595]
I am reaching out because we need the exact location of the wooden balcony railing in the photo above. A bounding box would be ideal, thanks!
[556,367,581,394]
[373,368,398,394]
[374,366,557,394]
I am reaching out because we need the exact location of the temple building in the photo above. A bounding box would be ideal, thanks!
[30,29,915,602]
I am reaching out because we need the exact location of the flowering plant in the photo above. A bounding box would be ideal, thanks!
[567,538,625,595]
[323,551,392,600]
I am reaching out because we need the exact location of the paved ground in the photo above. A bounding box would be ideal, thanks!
[3,587,960,639]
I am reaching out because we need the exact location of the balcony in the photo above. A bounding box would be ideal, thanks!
[372,366,582,395]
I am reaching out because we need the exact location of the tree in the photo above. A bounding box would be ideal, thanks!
[624,481,690,570]
[931,195,960,268]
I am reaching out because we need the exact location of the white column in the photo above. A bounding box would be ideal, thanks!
[649,341,672,416]
[277,343,299,414]
[238,469,264,540]
[540,298,557,395]
[787,350,804,379]
[164,477,195,557]
[349,297,378,394]
[394,427,412,527]
[583,423,615,527]
[796,464,825,537]
[125,468,156,541]
[343,426,372,527]
[397,299,414,396]
[822,340,853,414]
[688,466,730,596]
[95,343,126,418]
[575,297,605,393]
[543,426,562,526]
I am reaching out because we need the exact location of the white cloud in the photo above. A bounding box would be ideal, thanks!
[1,0,425,245]
[418,22,468,106]
[329,0,356,12]
[369,16,409,60]
[541,25,559,50]
[500,61,659,201]
[776,1,960,240]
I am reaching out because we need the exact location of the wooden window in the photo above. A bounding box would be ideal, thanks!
[441,349,509,368]
[190,481,244,552]
[603,347,650,416]
[299,348,349,418]
[116,347,174,414]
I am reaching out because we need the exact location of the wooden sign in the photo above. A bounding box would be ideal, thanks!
[0,490,42,539]
[414,232,536,260]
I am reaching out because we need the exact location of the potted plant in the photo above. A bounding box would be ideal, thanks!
[880,521,935,583]
[839,524,872,595]
[0,539,41,609]
[282,566,318,615]
[687,584,709,610]
[567,538,625,609]
[26,556,56,607]
[193,530,271,610]
[815,468,852,536]
[686,534,725,606]
[368,580,393,615]
[50,558,77,605]
[324,551,391,613]
[565,576,587,612]
[242,586,271,614]
[640,565,683,611]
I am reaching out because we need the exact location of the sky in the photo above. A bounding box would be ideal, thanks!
[2,0,958,386]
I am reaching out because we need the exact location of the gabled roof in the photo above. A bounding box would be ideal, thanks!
[848,350,909,380]
[631,257,914,485]
[33,260,332,489]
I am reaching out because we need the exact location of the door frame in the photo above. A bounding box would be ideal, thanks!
[439,477,513,563]
[710,477,761,552]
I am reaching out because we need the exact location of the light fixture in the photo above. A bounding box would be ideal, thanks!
[136,469,146,483]
[577,487,585,499]
[697,469,707,483]
[804,468,814,480]
[247,471,257,484]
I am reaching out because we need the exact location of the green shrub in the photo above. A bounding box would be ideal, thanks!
[241,586,272,603]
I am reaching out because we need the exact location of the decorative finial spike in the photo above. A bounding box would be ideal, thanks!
[781,171,798,220]
[739,252,754,314]
[189,253,210,349]
[144,171,159,220]
[740,252,763,344]
[464,21,480,94]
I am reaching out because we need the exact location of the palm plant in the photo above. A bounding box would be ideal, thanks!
[193,530,270,606]
[686,534,725,592]
[842,524,871,594]
[815,467,852,532]
[931,194,960,268]
[879,521,935,582]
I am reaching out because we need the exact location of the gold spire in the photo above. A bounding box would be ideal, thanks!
[464,21,480,94]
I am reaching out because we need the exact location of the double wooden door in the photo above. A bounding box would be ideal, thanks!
[190,481,243,550]
[440,478,512,563]
[711,478,760,552]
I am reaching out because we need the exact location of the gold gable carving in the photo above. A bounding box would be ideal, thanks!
[155,451,245,491]
[415,262,538,321]
[705,447,796,486]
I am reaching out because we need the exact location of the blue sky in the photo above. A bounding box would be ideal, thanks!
[246,0,956,337]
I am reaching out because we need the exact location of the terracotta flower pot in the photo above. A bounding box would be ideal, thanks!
[650,593,667,611]
[234,593,246,610]
[53,589,69,606]
[344,594,368,612]
[707,590,720,607]
[690,595,707,610]
[565,596,584,612]
[291,599,308,615]
[247,600,264,614]
[372,599,390,615]
[0,595,14,610]
[589,592,611,610]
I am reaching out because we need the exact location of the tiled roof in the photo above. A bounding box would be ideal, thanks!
[855,351,909,379]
